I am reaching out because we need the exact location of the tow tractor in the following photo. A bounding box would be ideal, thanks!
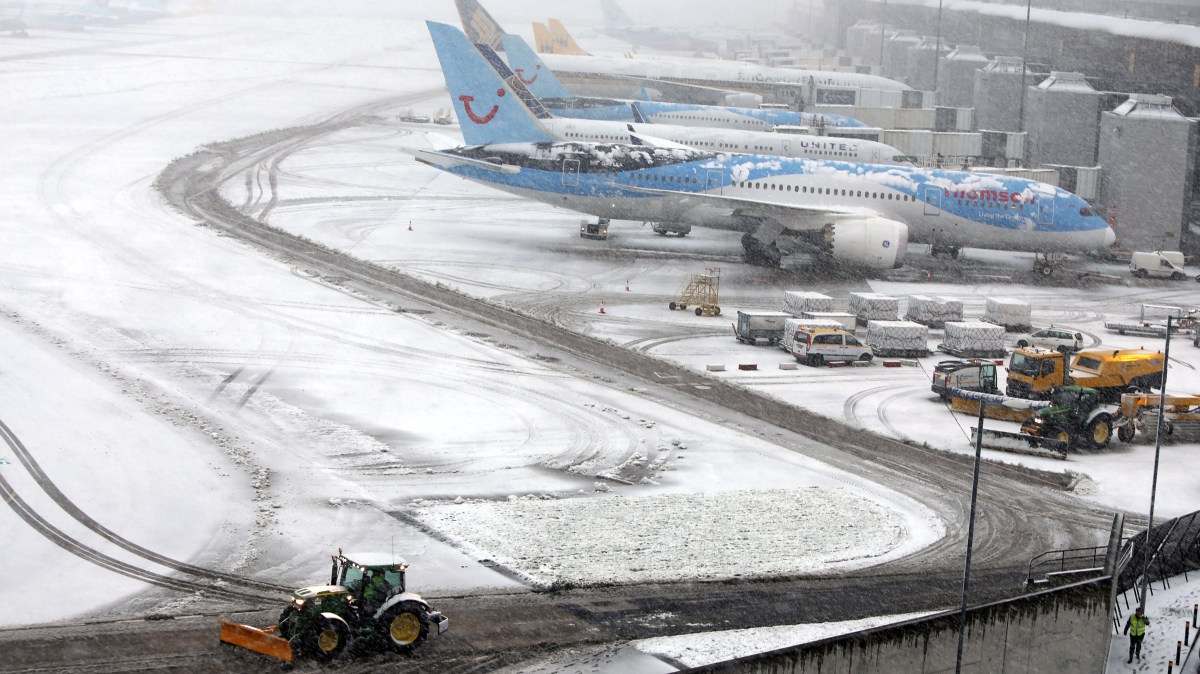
[219,551,447,663]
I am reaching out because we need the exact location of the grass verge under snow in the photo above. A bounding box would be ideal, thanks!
[415,488,907,588]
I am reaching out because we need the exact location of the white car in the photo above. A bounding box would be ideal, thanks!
[1013,327,1084,353]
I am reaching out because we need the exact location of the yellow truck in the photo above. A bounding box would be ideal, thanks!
[1005,347,1164,401]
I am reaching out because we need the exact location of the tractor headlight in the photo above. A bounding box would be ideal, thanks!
[292,598,306,609]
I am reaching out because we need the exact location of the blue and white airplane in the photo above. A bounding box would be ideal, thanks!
[499,33,867,131]
[429,23,908,168]
[415,24,1115,270]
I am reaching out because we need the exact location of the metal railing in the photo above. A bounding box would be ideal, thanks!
[1025,545,1110,585]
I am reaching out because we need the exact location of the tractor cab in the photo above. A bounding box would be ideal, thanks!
[332,553,407,599]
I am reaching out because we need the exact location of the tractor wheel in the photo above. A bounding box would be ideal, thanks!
[668,302,677,310]
[277,606,298,640]
[1087,414,1113,449]
[679,304,688,311]
[1117,424,1135,443]
[301,614,350,662]
[379,603,429,654]
[713,307,720,316]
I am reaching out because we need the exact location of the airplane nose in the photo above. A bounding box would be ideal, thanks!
[1104,226,1117,247]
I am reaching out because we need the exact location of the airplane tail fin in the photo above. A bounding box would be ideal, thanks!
[630,102,648,124]
[532,22,554,53]
[453,0,503,50]
[600,0,634,29]
[500,33,575,99]
[426,21,553,146]
[547,19,591,56]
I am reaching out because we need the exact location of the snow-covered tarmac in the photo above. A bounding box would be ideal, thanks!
[1,6,1198,668]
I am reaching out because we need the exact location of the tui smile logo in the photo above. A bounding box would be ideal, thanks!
[459,88,506,124]
[514,65,540,85]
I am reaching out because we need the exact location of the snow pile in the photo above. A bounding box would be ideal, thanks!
[783,290,835,316]
[905,294,964,328]
[983,296,1032,331]
[867,320,930,356]
[415,488,909,587]
[849,292,900,323]
[940,321,1007,357]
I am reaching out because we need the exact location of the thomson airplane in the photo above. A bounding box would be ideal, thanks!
[429,23,908,169]
[456,0,909,106]
[500,33,867,131]
[418,22,1115,269]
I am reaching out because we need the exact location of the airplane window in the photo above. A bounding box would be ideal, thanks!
[872,193,878,199]
[771,184,777,190]
[841,190,847,196]
[887,194,893,200]
[856,191,862,197]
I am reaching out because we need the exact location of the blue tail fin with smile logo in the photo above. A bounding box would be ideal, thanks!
[427,21,553,146]
[499,33,575,100]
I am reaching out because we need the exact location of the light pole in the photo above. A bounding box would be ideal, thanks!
[1139,316,1173,608]
[879,0,887,70]
[954,393,1041,672]
[933,0,943,99]
[1017,0,1032,133]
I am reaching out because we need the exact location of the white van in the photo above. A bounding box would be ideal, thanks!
[1130,251,1187,280]
[793,328,873,366]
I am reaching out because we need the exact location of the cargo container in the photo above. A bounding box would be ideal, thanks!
[783,291,835,316]
[866,320,930,357]
[801,311,858,332]
[734,310,793,345]
[849,292,900,324]
[905,295,964,328]
[939,321,1007,358]
[983,297,1032,332]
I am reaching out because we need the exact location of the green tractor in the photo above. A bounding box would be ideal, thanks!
[1019,385,1115,451]
[219,551,448,663]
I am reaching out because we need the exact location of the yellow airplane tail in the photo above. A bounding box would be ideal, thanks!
[532,22,555,54]
[546,18,591,56]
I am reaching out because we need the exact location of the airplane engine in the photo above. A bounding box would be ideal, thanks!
[823,219,909,269]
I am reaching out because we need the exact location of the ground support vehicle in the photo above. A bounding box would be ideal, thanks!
[932,360,998,401]
[793,328,872,366]
[733,310,791,345]
[651,221,691,236]
[971,387,1114,457]
[1114,392,1200,443]
[1129,250,1188,279]
[669,267,720,316]
[1004,347,1164,402]
[579,218,609,239]
[1013,327,1084,354]
[219,552,447,663]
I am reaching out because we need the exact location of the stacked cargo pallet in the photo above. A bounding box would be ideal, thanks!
[982,297,1032,332]
[939,321,1007,358]
[866,320,931,357]
[848,292,900,325]
[905,295,964,328]
[782,291,834,316]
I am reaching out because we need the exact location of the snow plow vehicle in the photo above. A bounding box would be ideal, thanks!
[219,551,447,663]
[1114,391,1200,443]
[1004,347,1164,401]
[972,386,1114,457]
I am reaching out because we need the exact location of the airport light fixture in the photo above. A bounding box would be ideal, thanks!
[932,0,943,97]
[955,398,987,672]
[1017,0,1032,133]
[1139,316,1173,609]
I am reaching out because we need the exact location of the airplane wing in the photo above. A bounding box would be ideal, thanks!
[618,183,878,230]
[412,149,521,174]
[625,124,697,150]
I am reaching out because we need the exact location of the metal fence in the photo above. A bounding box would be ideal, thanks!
[1117,510,1200,600]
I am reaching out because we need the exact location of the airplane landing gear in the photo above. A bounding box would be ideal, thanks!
[1034,252,1067,278]
[930,243,961,259]
[741,233,782,267]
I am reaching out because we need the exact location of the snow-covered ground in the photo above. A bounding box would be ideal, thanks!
[2,5,1198,673]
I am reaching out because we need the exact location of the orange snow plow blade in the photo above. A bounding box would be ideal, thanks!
[219,620,293,663]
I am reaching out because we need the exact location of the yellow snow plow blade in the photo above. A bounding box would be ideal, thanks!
[949,396,1037,423]
[219,620,293,663]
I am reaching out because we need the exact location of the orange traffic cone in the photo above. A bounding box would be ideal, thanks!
[599,299,606,315]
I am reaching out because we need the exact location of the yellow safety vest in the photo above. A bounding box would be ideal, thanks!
[1128,614,1147,637]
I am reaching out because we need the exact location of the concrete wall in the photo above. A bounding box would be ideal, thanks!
[1026,73,1103,167]
[1098,95,1198,252]
[679,578,1114,674]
